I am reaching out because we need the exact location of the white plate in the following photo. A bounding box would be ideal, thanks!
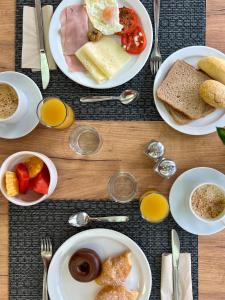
[0,72,42,139]
[49,0,152,89]
[153,46,225,135]
[169,167,225,235]
[48,229,152,300]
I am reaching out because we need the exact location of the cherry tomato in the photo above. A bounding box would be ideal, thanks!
[29,165,50,195]
[116,7,139,35]
[121,26,147,55]
[16,163,30,193]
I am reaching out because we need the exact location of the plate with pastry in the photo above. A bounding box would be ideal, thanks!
[48,229,152,300]
[153,46,225,135]
[49,0,152,88]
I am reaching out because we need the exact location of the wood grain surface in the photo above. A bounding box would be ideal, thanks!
[1,0,225,299]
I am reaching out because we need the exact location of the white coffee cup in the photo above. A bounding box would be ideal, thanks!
[189,182,225,224]
[0,81,28,124]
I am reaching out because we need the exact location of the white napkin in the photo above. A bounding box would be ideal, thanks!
[22,5,57,71]
[161,253,193,300]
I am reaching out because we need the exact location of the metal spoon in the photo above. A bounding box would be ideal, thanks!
[80,89,139,105]
[68,212,129,227]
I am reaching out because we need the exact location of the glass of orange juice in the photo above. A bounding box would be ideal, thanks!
[140,191,169,223]
[37,97,75,129]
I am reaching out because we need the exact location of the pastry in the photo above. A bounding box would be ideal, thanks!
[95,285,138,300]
[198,56,225,85]
[69,248,101,282]
[199,80,225,108]
[95,251,132,286]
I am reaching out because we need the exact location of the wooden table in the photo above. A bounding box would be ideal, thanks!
[1,0,225,299]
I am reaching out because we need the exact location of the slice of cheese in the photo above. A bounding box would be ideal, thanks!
[75,37,130,82]
[76,48,107,83]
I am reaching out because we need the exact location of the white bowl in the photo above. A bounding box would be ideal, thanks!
[189,182,225,224]
[0,151,58,206]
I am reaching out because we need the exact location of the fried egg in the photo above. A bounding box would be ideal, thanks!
[85,0,123,35]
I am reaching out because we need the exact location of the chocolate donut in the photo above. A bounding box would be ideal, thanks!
[69,248,101,282]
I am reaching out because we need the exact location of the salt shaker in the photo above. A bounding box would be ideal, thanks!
[154,158,177,179]
[145,140,165,161]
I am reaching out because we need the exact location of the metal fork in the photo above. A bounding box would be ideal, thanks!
[150,0,162,76]
[41,237,53,300]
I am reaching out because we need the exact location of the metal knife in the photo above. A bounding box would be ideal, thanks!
[35,0,50,89]
[171,229,180,300]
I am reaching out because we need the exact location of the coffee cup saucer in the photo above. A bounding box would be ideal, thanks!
[0,71,42,139]
[169,167,225,235]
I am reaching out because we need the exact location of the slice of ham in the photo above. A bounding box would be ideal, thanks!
[60,4,88,72]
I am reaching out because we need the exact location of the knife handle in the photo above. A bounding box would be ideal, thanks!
[173,267,179,300]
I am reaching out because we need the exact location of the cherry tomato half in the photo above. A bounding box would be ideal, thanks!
[121,26,147,55]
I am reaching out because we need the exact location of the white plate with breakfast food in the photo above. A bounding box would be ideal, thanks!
[154,46,225,135]
[49,0,152,89]
[48,228,152,300]
[169,167,225,235]
[0,71,42,139]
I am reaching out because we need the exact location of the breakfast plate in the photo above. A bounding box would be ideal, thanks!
[49,0,153,89]
[0,72,41,139]
[153,46,225,135]
[48,228,152,300]
[169,167,225,235]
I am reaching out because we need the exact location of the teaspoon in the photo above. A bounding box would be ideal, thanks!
[68,212,129,227]
[80,89,139,105]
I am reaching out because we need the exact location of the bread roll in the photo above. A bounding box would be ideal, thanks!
[198,57,225,85]
[199,80,225,108]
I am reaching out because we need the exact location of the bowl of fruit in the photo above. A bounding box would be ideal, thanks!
[0,151,58,206]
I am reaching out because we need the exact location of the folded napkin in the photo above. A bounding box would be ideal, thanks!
[161,253,193,300]
[22,5,57,71]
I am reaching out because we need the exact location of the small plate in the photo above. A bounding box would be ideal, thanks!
[0,71,42,139]
[153,46,225,135]
[49,0,152,89]
[48,229,152,300]
[169,167,225,235]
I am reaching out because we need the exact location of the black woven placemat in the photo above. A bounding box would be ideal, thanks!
[9,200,198,300]
[16,0,205,120]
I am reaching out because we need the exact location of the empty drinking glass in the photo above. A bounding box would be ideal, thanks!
[69,125,102,155]
[108,172,137,203]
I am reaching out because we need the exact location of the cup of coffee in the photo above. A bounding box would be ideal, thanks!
[189,183,225,223]
[0,81,28,124]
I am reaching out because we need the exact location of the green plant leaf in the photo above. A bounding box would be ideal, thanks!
[217,127,225,145]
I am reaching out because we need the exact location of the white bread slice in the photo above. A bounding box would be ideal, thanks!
[156,60,214,119]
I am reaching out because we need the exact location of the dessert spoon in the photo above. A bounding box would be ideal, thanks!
[80,89,139,105]
[68,212,129,227]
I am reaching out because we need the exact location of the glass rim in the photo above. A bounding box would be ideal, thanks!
[139,191,169,223]
[108,171,138,203]
[69,125,102,156]
[36,97,68,128]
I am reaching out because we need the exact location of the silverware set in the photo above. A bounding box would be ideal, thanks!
[41,237,53,300]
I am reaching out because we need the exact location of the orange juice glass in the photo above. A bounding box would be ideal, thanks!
[37,97,74,129]
[140,191,169,223]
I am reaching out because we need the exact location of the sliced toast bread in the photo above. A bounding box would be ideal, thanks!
[168,105,215,125]
[156,60,215,120]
